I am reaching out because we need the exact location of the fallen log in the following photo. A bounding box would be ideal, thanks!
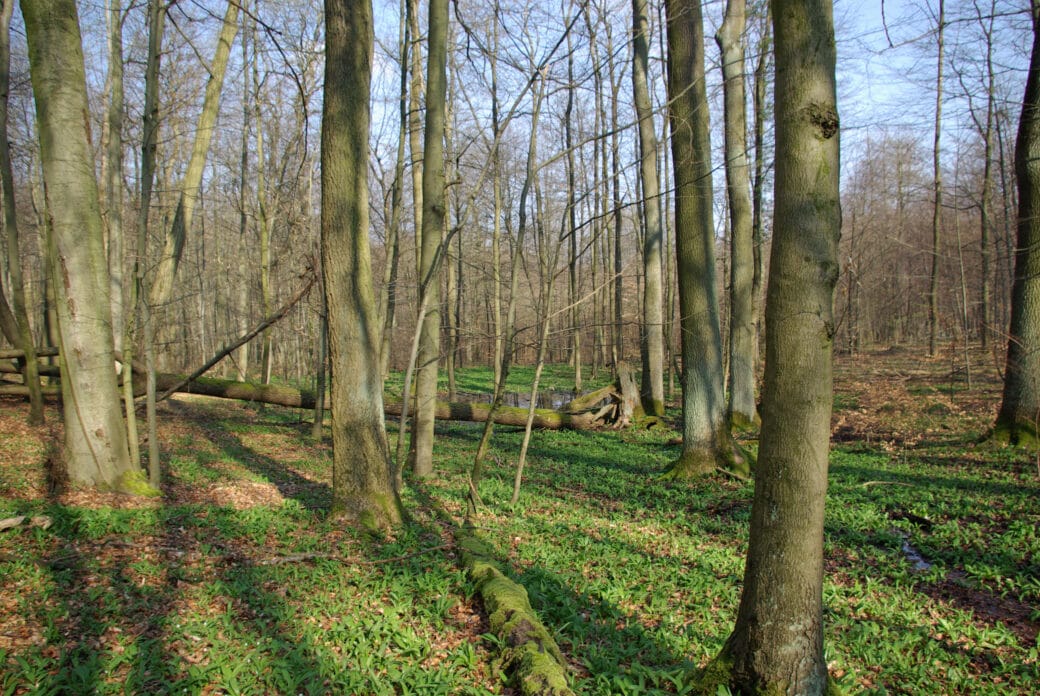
[3,371,625,431]
[160,374,605,430]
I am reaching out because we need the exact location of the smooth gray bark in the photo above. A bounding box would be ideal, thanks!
[411,0,449,478]
[716,0,841,691]
[632,0,665,417]
[663,0,734,476]
[22,0,152,493]
[717,0,758,429]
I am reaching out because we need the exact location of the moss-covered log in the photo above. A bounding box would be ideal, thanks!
[456,527,574,696]
[1,372,612,431]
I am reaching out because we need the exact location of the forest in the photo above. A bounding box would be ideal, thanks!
[0,0,1038,694]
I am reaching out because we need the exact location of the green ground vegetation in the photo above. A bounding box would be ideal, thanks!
[1,348,1037,694]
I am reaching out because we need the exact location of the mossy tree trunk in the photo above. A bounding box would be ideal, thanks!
[994,0,1040,448]
[22,0,153,494]
[663,0,733,476]
[322,0,403,528]
[710,0,841,691]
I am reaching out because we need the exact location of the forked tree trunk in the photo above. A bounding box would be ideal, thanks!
[322,0,402,527]
[993,0,1040,447]
[711,0,841,691]
[22,0,153,494]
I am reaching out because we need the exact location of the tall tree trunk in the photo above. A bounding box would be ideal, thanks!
[609,22,624,367]
[566,24,582,395]
[411,0,448,478]
[751,10,770,357]
[663,0,737,476]
[252,11,273,386]
[975,0,996,349]
[717,0,757,428]
[124,0,164,474]
[22,0,154,494]
[632,0,665,416]
[0,0,43,424]
[928,0,945,357]
[149,0,240,309]
[322,0,403,528]
[993,0,1040,447]
[490,4,504,388]
[408,0,424,281]
[100,0,124,355]
[380,0,409,379]
[714,0,840,689]
[234,9,251,382]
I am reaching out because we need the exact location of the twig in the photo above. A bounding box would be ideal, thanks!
[861,480,914,488]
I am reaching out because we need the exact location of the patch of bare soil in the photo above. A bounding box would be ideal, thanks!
[832,345,1004,447]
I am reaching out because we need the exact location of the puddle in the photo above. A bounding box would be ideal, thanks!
[897,531,933,572]
[454,390,578,410]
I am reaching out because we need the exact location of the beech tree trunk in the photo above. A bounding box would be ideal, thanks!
[322,0,403,527]
[412,0,449,478]
[928,0,945,356]
[717,0,758,429]
[0,0,43,424]
[632,0,665,417]
[22,0,152,494]
[714,0,841,691]
[994,0,1040,447]
[663,0,735,476]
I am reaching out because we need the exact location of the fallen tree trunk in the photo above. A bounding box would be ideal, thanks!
[3,370,631,432]
[161,374,605,430]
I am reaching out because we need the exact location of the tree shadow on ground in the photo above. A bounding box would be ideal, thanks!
[5,400,495,694]
[411,479,705,695]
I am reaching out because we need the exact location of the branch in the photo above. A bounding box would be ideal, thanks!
[153,268,316,403]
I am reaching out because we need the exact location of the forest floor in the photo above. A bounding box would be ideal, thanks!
[0,346,1037,694]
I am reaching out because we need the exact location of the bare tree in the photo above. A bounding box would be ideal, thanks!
[993,0,1040,447]
[706,0,841,690]
[663,0,741,477]
[411,0,449,479]
[717,0,758,428]
[22,0,154,494]
[632,0,665,416]
[322,0,404,527]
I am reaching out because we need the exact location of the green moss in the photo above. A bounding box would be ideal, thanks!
[457,526,574,696]
[688,649,735,694]
[989,417,1039,448]
[729,410,761,431]
[114,469,160,496]
[332,491,403,531]
[661,448,718,479]
[662,438,752,480]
